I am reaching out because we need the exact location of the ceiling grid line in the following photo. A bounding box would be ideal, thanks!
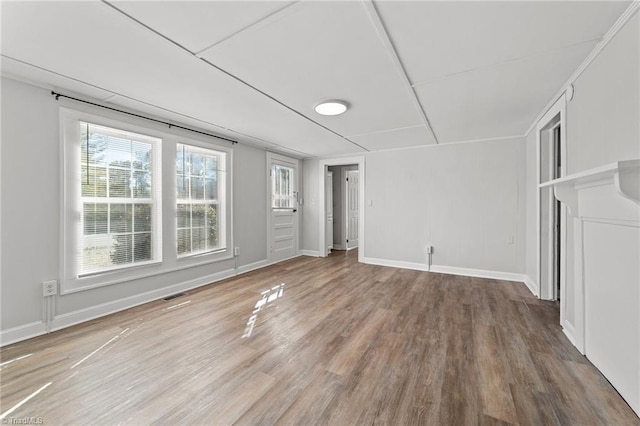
[409,37,603,89]
[0,54,310,157]
[524,0,640,136]
[103,0,369,154]
[361,0,440,145]
[347,124,424,139]
[3,1,631,155]
[194,1,301,56]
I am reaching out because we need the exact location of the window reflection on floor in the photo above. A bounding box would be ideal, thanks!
[242,283,285,338]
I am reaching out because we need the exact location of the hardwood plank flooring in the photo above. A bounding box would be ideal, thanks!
[1,250,638,425]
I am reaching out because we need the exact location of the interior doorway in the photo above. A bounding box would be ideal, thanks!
[318,157,365,262]
[327,164,358,253]
[325,170,334,255]
[536,95,567,315]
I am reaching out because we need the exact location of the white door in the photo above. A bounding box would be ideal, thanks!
[346,170,359,249]
[326,171,333,254]
[268,154,298,262]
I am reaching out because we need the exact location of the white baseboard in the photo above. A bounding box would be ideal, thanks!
[430,265,526,283]
[332,244,346,251]
[363,257,528,284]
[300,250,321,257]
[562,321,579,351]
[523,275,539,297]
[364,257,429,271]
[51,268,237,332]
[236,259,271,275]
[0,321,48,347]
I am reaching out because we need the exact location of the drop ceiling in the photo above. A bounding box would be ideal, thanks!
[0,1,631,158]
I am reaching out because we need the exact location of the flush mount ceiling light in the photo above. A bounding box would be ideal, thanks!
[314,100,348,116]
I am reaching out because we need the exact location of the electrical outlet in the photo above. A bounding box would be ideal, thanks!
[426,246,433,254]
[43,280,57,297]
[234,247,240,257]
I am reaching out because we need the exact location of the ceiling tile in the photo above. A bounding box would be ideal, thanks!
[0,1,362,158]
[415,42,596,143]
[349,126,436,151]
[376,1,630,84]
[0,56,115,101]
[201,1,422,137]
[110,1,295,54]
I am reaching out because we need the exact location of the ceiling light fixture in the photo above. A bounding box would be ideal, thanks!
[314,100,348,116]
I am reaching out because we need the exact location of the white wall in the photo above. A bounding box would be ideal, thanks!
[524,130,537,287]
[567,12,639,174]
[522,10,640,414]
[301,159,320,254]
[524,11,640,296]
[0,77,275,342]
[365,138,526,274]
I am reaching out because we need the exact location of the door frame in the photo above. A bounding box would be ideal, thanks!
[536,95,567,317]
[267,152,301,263]
[325,170,334,254]
[345,169,359,250]
[318,156,365,262]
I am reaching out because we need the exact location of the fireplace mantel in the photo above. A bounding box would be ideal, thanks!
[539,159,640,216]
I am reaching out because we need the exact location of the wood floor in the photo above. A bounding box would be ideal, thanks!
[1,250,638,425]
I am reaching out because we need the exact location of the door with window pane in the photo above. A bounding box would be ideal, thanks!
[268,153,299,262]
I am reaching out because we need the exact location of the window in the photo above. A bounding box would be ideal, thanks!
[271,164,295,208]
[78,122,162,275]
[62,108,232,292]
[176,144,226,256]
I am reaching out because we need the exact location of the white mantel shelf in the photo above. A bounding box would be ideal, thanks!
[539,159,640,216]
[539,159,640,416]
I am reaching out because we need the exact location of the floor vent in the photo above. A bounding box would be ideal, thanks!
[163,292,187,301]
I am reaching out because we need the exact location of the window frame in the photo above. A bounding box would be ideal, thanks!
[78,121,162,276]
[60,108,233,294]
[176,143,227,258]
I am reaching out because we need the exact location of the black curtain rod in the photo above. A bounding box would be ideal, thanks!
[51,91,238,145]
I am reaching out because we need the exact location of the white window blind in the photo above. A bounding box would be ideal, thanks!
[176,143,227,257]
[78,122,162,275]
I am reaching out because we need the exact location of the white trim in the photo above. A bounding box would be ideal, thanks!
[523,275,539,297]
[364,257,428,272]
[61,253,234,295]
[536,95,567,303]
[525,2,640,136]
[0,321,48,347]
[51,268,236,332]
[562,321,581,352]
[363,257,528,283]
[318,156,366,265]
[300,250,321,257]
[58,107,235,294]
[430,265,527,283]
[235,259,271,275]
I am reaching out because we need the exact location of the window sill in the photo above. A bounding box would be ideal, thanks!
[62,250,233,295]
